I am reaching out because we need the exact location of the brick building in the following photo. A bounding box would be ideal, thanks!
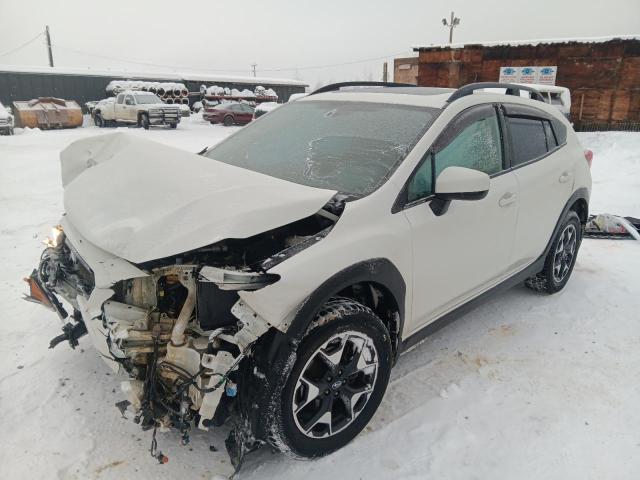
[412,36,640,130]
[393,56,419,85]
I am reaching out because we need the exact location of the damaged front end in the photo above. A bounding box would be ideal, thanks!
[25,195,346,468]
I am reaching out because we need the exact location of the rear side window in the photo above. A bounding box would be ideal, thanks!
[543,120,557,149]
[506,117,547,166]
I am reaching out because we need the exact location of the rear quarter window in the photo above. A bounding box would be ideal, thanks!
[507,117,547,166]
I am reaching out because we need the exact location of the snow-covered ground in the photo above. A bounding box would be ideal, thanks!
[0,121,638,480]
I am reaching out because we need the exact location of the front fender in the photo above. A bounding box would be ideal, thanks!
[238,194,413,341]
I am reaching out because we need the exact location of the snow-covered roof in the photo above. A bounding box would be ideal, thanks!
[0,64,308,87]
[413,34,640,50]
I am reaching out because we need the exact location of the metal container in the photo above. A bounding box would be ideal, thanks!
[12,97,83,129]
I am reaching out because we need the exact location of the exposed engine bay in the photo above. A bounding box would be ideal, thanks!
[25,196,346,466]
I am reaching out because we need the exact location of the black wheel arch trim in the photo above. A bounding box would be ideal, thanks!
[284,258,406,349]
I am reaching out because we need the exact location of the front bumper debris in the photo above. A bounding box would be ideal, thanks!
[23,273,68,320]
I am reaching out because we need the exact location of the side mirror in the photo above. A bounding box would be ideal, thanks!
[430,166,490,216]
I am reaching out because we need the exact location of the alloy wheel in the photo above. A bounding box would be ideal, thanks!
[552,224,577,282]
[292,331,378,439]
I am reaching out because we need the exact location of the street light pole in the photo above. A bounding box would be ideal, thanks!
[441,12,461,44]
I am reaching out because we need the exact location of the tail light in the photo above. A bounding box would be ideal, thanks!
[584,149,593,168]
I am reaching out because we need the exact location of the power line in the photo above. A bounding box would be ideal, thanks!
[51,43,256,73]
[49,42,411,76]
[259,51,411,72]
[0,31,45,59]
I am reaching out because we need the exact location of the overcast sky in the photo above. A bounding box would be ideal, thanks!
[0,0,638,89]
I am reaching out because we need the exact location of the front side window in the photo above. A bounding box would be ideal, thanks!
[406,155,433,203]
[205,100,439,197]
[507,117,547,166]
[433,105,503,178]
[116,94,124,105]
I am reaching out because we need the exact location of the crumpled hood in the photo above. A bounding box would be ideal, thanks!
[60,133,336,264]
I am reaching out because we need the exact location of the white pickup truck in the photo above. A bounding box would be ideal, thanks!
[93,91,180,129]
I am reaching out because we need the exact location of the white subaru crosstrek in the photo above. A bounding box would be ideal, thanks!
[25,82,591,469]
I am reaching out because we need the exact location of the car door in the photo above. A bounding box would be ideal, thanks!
[401,104,520,335]
[241,104,255,123]
[123,95,136,122]
[114,94,125,120]
[502,104,574,268]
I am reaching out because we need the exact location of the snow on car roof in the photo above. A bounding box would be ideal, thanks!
[513,83,569,93]
[413,34,640,50]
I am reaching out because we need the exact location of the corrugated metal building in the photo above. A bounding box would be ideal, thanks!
[0,65,307,109]
[412,36,640,130]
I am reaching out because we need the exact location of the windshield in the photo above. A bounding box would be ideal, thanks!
[134,94,163,104]
[205,100,438,196]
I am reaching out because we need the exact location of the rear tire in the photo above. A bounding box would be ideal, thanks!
[223,115,234,126]
[264,298,392,458]
[526,210,582,294]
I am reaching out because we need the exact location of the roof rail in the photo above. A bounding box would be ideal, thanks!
[447,82,547,104]
[309,81,418,96]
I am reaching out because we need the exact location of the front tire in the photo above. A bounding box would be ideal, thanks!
[223,115,234,126]
[94,114,104,128]
[270,298,392,458]
[139,113,150,130]
[526,210,582,294]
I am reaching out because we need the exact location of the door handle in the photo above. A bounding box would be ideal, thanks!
[559,171,572,183]
[499,192,517,207]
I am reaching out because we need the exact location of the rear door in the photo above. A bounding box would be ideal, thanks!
[502,104,573,268]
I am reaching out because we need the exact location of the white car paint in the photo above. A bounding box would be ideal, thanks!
[61,133,336,263]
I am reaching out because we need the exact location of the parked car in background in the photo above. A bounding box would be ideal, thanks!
[253,101,280,119]
[0,101,14,135]
[482,83,572,120]
[203,102,254,126]
[84,100,99,115]
[93,91,180,129]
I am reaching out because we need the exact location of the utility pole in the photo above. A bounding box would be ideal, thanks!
[45,25,54,67]
[382,61,388,82]
[441,12,460,44]
[251,63,257,77]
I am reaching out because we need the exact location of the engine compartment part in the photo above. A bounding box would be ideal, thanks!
[25,189,347,471]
